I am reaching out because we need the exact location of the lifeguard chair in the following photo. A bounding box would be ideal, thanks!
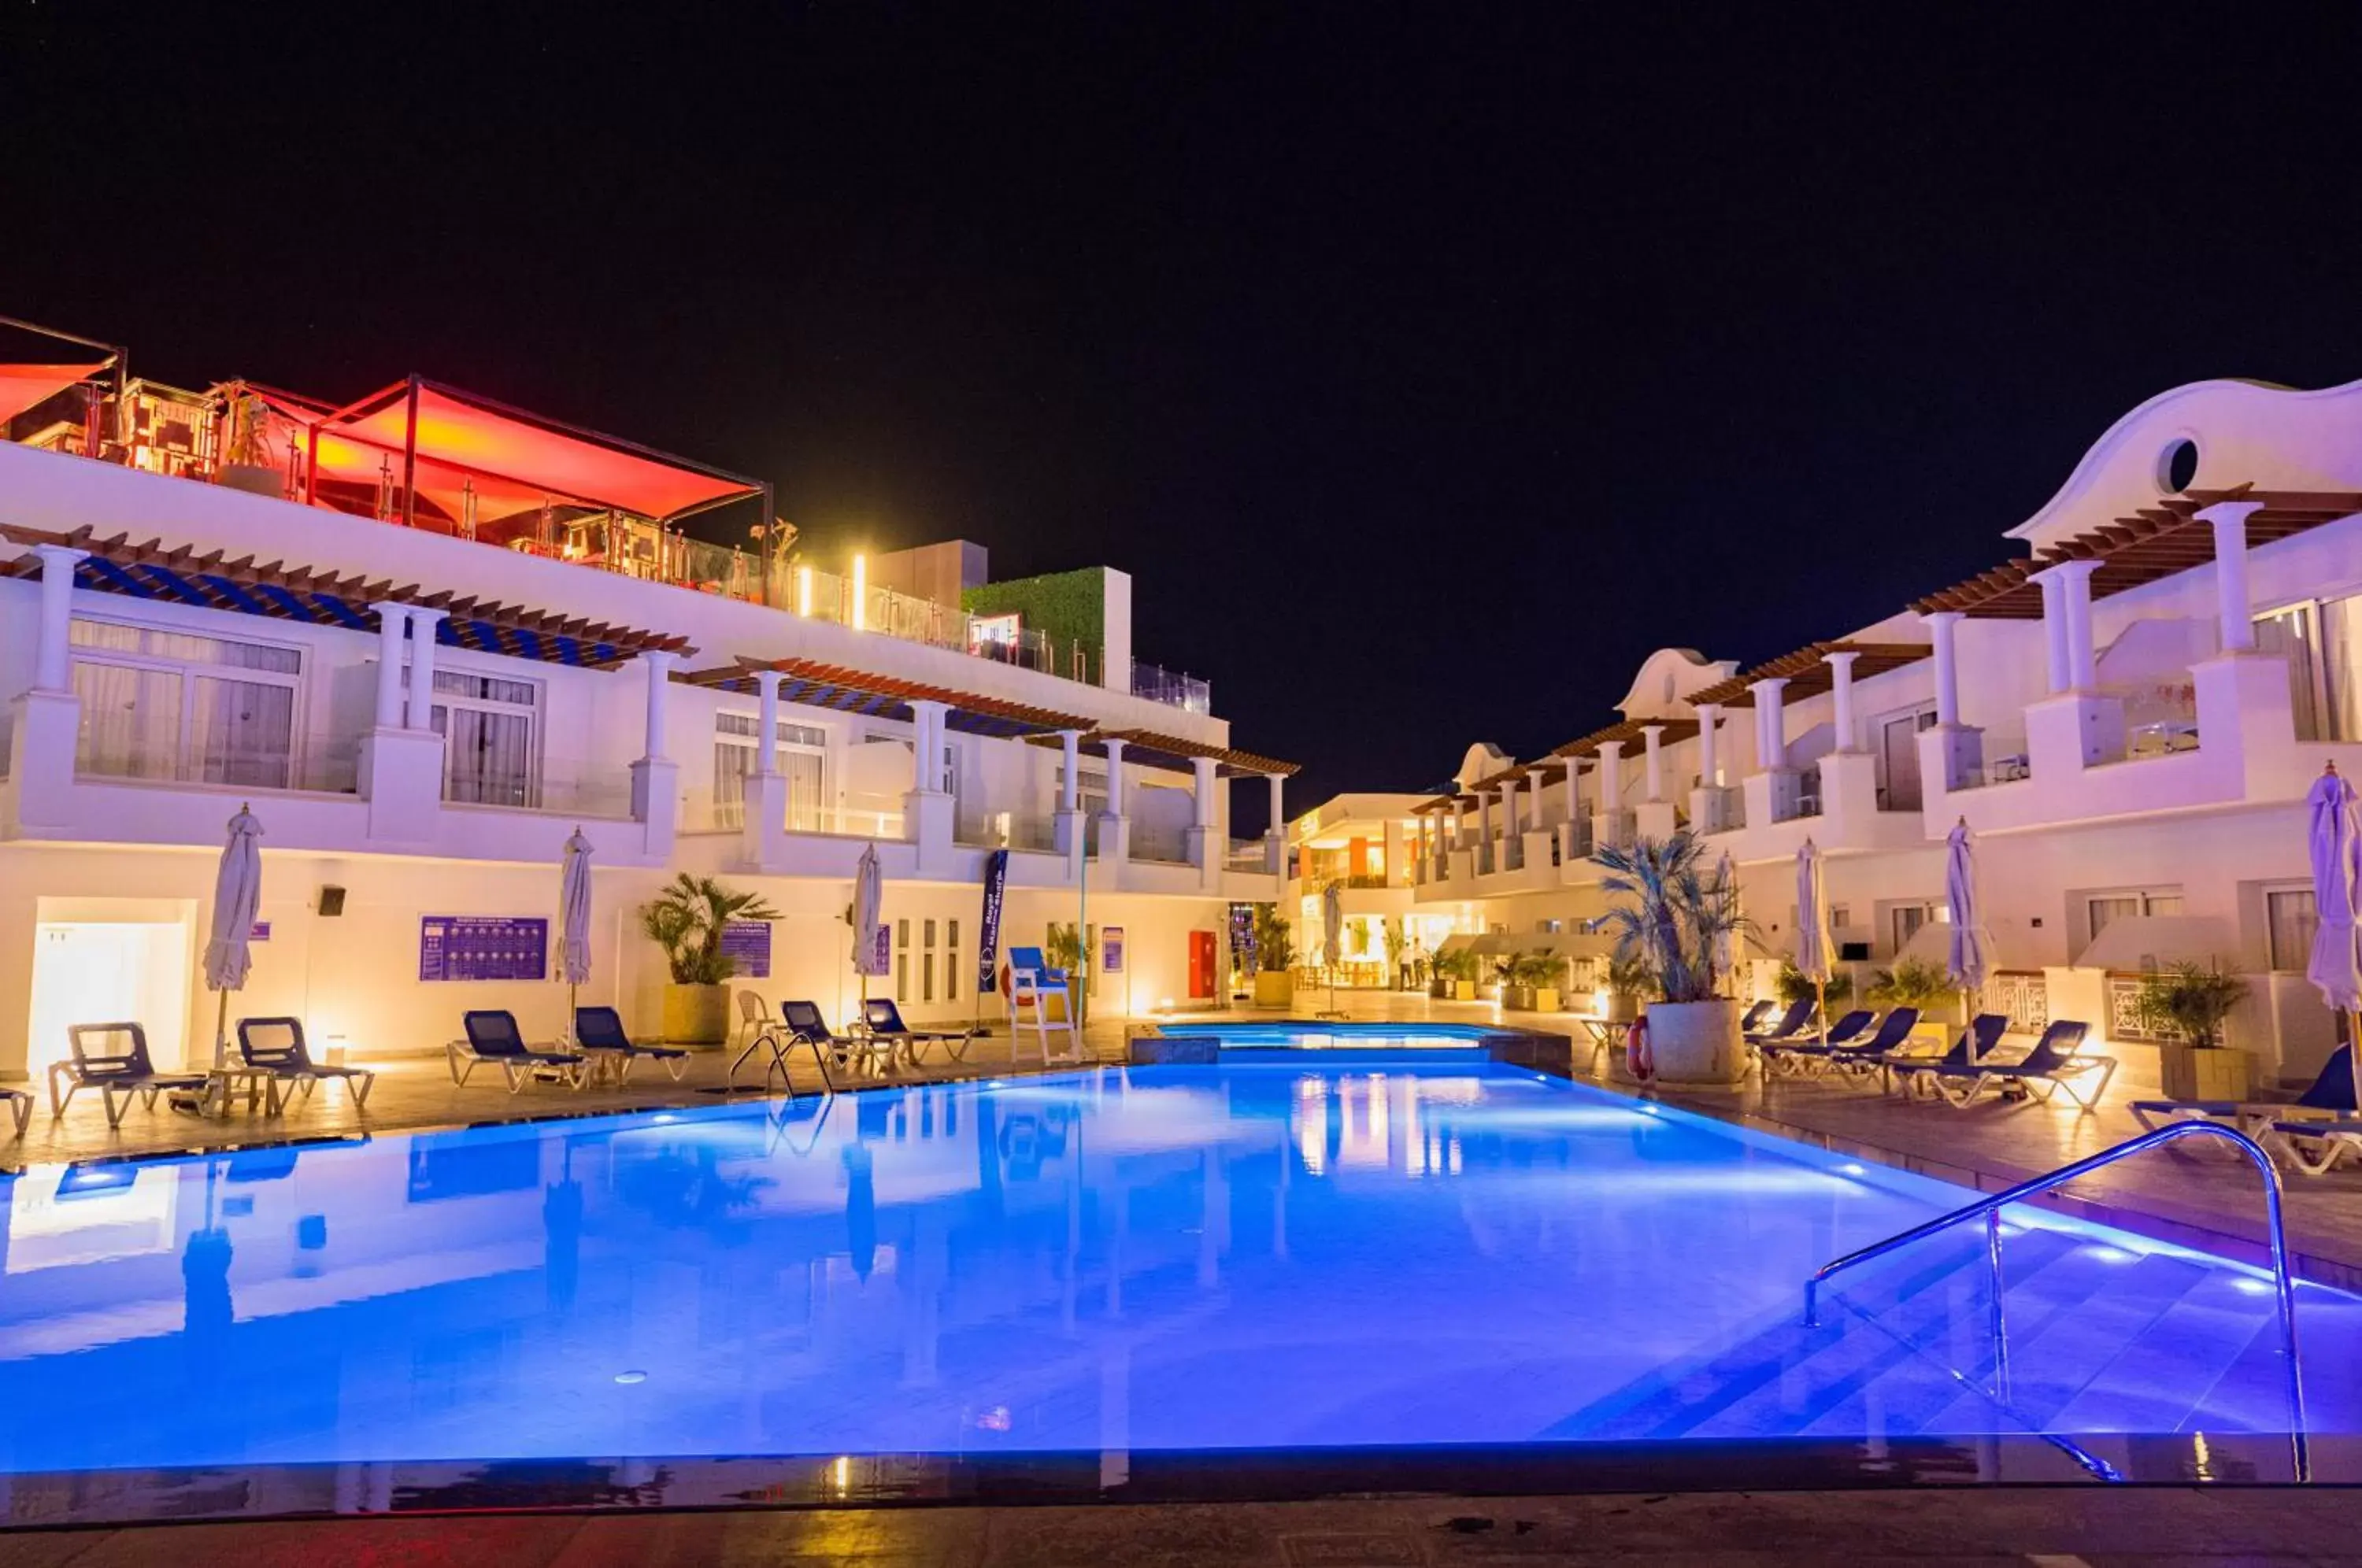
[1002,945,1085,1066]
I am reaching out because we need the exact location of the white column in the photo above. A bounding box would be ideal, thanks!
[1749,678,1789,770]
[1061,730,1083,812]
[753,670,783,774]
[1265,771,1283,834]
[1597,742,1625,811]
[370,601,409,727]
[2199,499,2264,653]
[1695,704,1721,787]
[1562,758,1581,820]
[1453,797,1469,847]
[909,699,950,792]
[640,650,678,762]
[1191,756,1219,827]
[1926,612,1964,726]
[404,609,447,730]
[1825,650,1860,751]
[1477,787,1494,852]
[31,544,88,693]
[1501,775,1520,837]
[1642,724,1665,800]
[2036,570,2070,693]
[2059,559,2100,690]
[1527,767,1549,824]
[1102,737,1128,816]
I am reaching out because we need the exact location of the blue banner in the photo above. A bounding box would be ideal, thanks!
[420,915,549,983]
[977,849,1009,994]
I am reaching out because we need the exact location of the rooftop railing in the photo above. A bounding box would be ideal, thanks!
[1130,659,1212,715]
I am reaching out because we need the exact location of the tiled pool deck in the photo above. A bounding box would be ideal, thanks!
[6,993,2360,1287]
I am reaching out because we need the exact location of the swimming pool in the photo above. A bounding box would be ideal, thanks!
[1,1059,2354,1519]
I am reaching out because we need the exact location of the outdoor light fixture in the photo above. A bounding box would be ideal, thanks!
[851,554,868,630]
[796,564,813,617]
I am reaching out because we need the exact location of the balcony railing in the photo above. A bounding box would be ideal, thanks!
[1227,837,1273,873]
[76,733,361,796]
[1129,819,1194,864]
[1130,660,1212,715]
[957,810,1061,852]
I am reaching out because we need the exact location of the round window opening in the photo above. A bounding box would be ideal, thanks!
[2158,438,2199,494]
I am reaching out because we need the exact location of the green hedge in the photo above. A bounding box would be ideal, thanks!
[963,568,1106,674]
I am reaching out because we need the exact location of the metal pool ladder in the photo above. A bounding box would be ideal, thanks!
[1803,1121,2306,1480]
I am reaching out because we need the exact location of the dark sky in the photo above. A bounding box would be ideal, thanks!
[9,5,2361,830]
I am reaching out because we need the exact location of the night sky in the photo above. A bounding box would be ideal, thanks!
[8,6,2361,830]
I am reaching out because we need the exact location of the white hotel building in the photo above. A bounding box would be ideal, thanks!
[0,342,1290,1082]
[1409,376,2362,1093]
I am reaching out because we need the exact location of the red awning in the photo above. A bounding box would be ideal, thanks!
[310,380,761,523]
[0,363,109,424]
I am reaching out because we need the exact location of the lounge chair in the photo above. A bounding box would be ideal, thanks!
[235,1016,377,1114]
[1910,1019,2114,1111]
[50,1023,210,1127]
[725,998,841,1095]
[861,998,978,1065]
[1760,1010,1876,1074]
[447,1011,588,1092]
[2132,1045,2356,1139]
[1746,1000,1816,1046]
[1818,1007,1924,1082]
[573,1007,690,1082]
[1738,1000,1775,1036]
[1,1086,28,1138]
[2272,1112,2362,1176]
[787,1000,897,1077]
[1880,1014,2008,1096]
[734,989,776,1052]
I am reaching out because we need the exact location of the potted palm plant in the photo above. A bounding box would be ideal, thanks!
[1776,959,1853,1011]
[1251,905,1296,1008]
[1594,830,1751,1083]
[1605,953,1655,1023]
[1433,945,1481,1002]
[2132,962,2253,1100]
[1046,921,1090,1030]
[1509,950,1567,1011]
[639,873,783,1045]
[1866,956,1954,1046]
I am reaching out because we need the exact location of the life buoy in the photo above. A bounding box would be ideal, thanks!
[1623,1017,1654,1082]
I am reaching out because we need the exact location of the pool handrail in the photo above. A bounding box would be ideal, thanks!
[1802,1120,2305,1478]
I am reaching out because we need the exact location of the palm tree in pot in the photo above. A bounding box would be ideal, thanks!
[640,874,783,1045]
[1594,830,1752,1083]
[2131,961,2253,1100]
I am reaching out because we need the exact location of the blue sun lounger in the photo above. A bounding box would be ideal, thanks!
[1,1086,28,1137]
[573,1007,691,1082]
[2133,1044,2356,1139]
[1760,1009,1877,1074]
[1738,1000,1775,1036]
[53,1023,210,1127]
[1880,1014,2006,1096]
[1747,1000,1816,1046]
[1908,1019,2112,1111]
[449,1011,588,1092]
[235,1016,377,1114]
[861,998,979,1064]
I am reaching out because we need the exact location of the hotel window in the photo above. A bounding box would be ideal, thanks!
[2268,888,2319,972]
[2086,888,2182,941]
[895,918,911,1003]
[714,712,828,830]
[1887,901,1942,956]
[68,618,303,789]
[2255,604,2329,741]
[946,918,961,1002]
[427,670,540,807]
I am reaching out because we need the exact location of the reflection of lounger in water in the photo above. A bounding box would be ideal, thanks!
[998,1105,1073,1180]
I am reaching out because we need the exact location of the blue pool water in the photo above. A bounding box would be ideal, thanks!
[0,1060,2355,1481]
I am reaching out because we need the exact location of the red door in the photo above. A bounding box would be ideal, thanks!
[1188,930,1217,1000]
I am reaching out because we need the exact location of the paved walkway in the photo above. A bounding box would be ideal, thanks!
[7,990,2359,1283]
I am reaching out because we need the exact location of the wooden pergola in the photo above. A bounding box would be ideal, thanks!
[1910,485,2362,619]
[676,656,1094,737]
[1027,727,1300,778]
[0,521,690,669]
[1551,716,1701,758]
[1686,642,1931,708]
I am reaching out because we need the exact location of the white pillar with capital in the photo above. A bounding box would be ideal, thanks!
[1816,650,1881,826]
[902,698,955,873]
[357,605,446,842]
[370,603,408,730]
[1635,724,1680,841]
[7,545,91,833]
[1688,704,1729,833]
[736,668,787,867]
[1187,755,1222,886]
[1053,729,1087,870]
[2199,500,2264,653]
[1593,741,1632,852]
[632,650,683,854]
[1499,775,1521,867]
[403,608,447,730]
[1096,736,1131,865]
[2025,560,2126,770]
[2059,559,2100,691]
[1745,677,1803,823]
[1825,651,1860,751]
[2036,571,2071,694]
[1916,610,1984,797]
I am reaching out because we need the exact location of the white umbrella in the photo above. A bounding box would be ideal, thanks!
[1945,818,1992,1053]
[2305,764,2362,1108]
[1794,838,1833,1045]
[1320,881,1346,1019]
[558,827,594,1038]
[852,842,887,1000]
[203,805,265,1070]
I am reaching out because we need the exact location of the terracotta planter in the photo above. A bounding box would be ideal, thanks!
[1253,971,1295,1008]
[661,982,730,1045]
[1645,997,1746,1085]
[2158,1041,2249,1102]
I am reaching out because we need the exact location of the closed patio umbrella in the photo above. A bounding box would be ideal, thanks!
[1714,850,1742,998]
[2305,764,2362,1108]
[1795,838,1833,1045]
[852,842,887,1019]
[202,805,265,1071]
[1319,881,1346,1019]
[558,828,594,1040]
[1945,818,1992,1054]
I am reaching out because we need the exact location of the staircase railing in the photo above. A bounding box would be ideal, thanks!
[1803,1120,2306,1478]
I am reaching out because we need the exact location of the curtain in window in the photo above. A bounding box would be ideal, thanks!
[190,675,295,789]
[2268,889,2320,973]
[435,704,535,806]
[72,661,180,779]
